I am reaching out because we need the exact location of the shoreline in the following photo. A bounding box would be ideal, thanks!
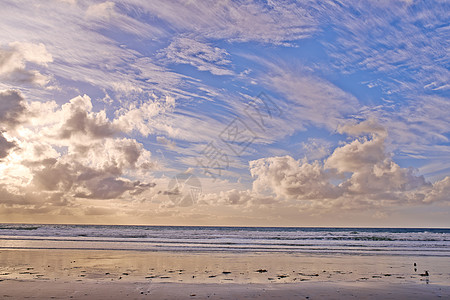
[2,246,450,257]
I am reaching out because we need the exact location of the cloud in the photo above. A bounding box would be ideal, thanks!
[301,138,332,160]
[0,0,447,225]
[200,189,276,207]
[322,0,449,95]
[424,176,450,203]
[0,89,27,128]
[0,93,157,210]
[86,1,115,20]
[250,156,342,200]
[156,136,176,150]
[113,95,175,137]
[260,62,359,131]
[0,2,192,103]
[0,133,17,159]
[163,37,233,75]
[0,89,27,159]
[133,0,318,44]
[337,118,386,137]
[27,138,155,200]
[248,120,445,209]
[354,96,450,181]
[57,95,116,139]
[324,134,387,174]
[325,134,428,197]
[0,42,52,87]
[85,1,161,37]
[74,177,155,200]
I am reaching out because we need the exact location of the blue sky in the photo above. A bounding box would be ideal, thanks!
[0,0,449,226]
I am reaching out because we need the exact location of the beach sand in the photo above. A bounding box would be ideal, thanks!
[2,281,449,299]
[1,249,449,299]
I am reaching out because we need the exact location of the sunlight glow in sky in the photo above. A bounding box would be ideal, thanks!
[0,0,449,227]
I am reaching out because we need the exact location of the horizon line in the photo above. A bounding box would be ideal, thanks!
[1,222,449,229]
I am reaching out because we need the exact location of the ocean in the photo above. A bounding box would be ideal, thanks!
[0,224,449,256]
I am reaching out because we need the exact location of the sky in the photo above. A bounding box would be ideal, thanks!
[0,0,449,227]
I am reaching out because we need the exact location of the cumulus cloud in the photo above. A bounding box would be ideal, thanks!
[0,92,157,212]
[56,95,116,140]
[250,156,342,200]
[27,138,154,201]
[325,133,429,198]
[325,135,387,174]
[0,42,52,87]
[248,120,446,209]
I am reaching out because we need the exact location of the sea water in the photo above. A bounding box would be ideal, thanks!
[0,224,449,256]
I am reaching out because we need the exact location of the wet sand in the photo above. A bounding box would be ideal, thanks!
[0,249,449,299]
[1,280,449,299]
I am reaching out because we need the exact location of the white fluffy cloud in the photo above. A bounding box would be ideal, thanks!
[248,120,446,208]
[57,95,116,139]
[250,156,342,200]
[0,91,157,213]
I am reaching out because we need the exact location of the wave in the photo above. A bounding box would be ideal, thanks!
[1,224,449,256]
[0,226,40,230]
